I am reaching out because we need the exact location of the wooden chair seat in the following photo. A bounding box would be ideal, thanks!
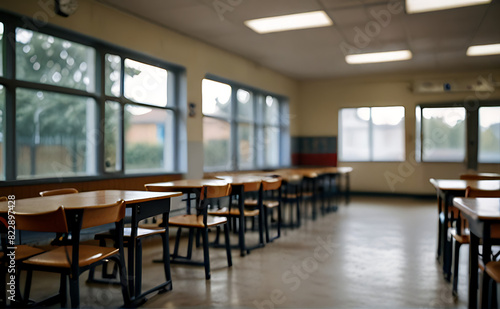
[208,207,259,217]
[0,245,44,261]
[169,214,227,228]
[23,245,119,268]
[244,199,280,208]
[450,229,470,244]
[486,261,500,282]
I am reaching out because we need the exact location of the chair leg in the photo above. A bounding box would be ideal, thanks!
[452,239,462,296]
[224,224,232,267]
[69,276,80,308]
[22,269,33,304]
[187,228,195,259]
[115,255,131,306]
[172,227,182,259]
[277,205,282,239]
[60,274,67,308]
[264,207,270,243]
[201,228,211,280]
[135,239,143,297]
[160,231,172,292]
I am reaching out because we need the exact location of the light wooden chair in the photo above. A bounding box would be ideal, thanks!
[39,188,79,197]
[19,201,130,308]
[451,187,500,296]
[169,183,232,280]
[1,197,45,307]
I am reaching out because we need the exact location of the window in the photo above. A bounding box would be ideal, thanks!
[420,107,466,162]
[339,106,405,162]
[0,12,183,183]
[416,102,500,167]
[478,106,500,163]
[202,78,289,171]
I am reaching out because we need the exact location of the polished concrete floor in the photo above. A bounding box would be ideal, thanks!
[27,196,469,308]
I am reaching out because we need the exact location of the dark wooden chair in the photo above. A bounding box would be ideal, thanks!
[19,201,130,308]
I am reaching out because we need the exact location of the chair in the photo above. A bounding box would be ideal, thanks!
[169,183,232,280]
[244,178,282,243]
[208,180,265,253]
[0,197,45,307]
[451,187,500,296]
[39,188,79,197]
[19,201,130,308]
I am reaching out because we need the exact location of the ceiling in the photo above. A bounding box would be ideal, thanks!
[98,0,500,80]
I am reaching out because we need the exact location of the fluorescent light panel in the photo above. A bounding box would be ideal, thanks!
[245,11,333,34]
[406,0,491,14]
[345,50,412,64]
[467,43,500,56]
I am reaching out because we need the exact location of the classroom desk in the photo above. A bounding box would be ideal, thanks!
[0,190,182,305]
[430,179,500,279]
[460,172,500,180]
[453,197,500,309]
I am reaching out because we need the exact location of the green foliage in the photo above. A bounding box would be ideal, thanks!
[204,140,229,168]
[125,143,163,170]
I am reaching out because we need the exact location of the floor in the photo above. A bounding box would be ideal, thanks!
[26,196,469,308]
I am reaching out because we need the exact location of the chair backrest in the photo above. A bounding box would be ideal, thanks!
[15,206,69,233]
[40,188,79,197]
[202,183,231,200]
[262,178,282,191]
[0,196,7,202]
[466,186,500,198]
[81,200,126,229]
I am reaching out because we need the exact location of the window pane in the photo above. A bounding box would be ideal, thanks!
[237,89,253,121]
[238,123,254,169]
[264,126,280,167]
[265,96,279,125]
[0,23,4,76]
[124,59,168,107]
[339,108,370,161]
[105,54,121,97]
[124,105,173,172]
[105,101,121,172]
[372,107,405,161]
[16,28,96,92]
[203,117,231,170]
[478,106,500,163]
[422,107,466,162]
[16,89,96,179]
[202,79,231,118]
[0,85,4,180]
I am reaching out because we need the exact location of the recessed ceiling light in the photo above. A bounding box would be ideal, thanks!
[345,50,413,64]
[244,11,333,34]
[467,43,500,56]
[406,0,491,14]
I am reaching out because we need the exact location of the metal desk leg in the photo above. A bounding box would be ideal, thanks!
[469,233,479,309]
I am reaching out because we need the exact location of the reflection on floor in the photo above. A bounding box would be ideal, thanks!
[26,196,468,308]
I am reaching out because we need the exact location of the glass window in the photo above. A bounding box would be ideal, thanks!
[16,88,96,179]
[238,123,254,169]
[15,28,96,92]
[124,105,173,173]
[0,23,4,76]
[105,54,121,97]
[0,85,4,180]
[237,89,253,121]
[478,106,500,163]
[104,101,121,172]
[421,107,465,162]
[339,107,405,162]
[203,117,231,170]
[265,95,280,125]
[264,126,280,167]
[124,59,168,107]
[202,79,231,118]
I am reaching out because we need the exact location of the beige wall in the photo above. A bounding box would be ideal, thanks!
[298,70,500,194]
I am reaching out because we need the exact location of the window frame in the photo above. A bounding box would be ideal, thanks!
[0,10,186,185]
[338,106,406,163]
[202,74,290,172]
[416,100,500,168]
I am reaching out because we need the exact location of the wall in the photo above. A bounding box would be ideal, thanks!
[0,0,299,180]
[298,70,500,195]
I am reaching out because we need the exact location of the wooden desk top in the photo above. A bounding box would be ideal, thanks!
[460,173,500,180]
[145,179,228,191]
[453,197,500,221]
[214,175,273,185]
[0,190,182,214]
[430,179,500,191]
